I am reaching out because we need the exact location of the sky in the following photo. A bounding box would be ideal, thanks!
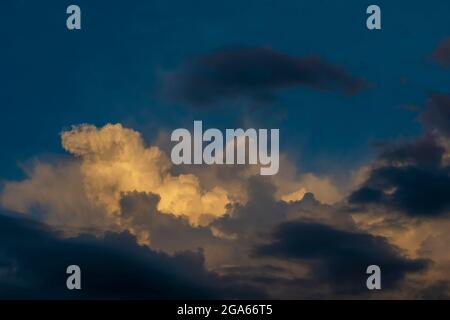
[0,0,450,299]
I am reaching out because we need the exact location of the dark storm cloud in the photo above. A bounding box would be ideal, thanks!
[419,93,450,137]
[378,132,446,167]
[350,165,450,217]
[0,212,264,299]
[349,91,450,217]
[163,47,367,106]
[349,134,450,217]
[256,221,428,293]
[432,38,450,67]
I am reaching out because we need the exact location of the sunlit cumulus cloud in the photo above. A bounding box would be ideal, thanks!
[61,124,230,225]
[1,123,231,244]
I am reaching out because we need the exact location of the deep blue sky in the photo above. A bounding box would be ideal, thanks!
[1,0,449,180]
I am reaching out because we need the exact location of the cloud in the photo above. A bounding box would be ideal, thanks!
[118,191,234,269]
[419,93,450,138]
[162,47,367,107]
[212,176,288,241]
[0,123,348,271]
[61,124,229,226]
[256,221,429,293]
[432,37,450,67]
[172,153,345,206]
[212,174,352,242]
[280,173,344,204]
[0,212,264,299]
[347,93,450,292]
[417,281,450,299]
[349,91,450,217]
[1,124,231,243]
[349,134,450,217]
[1,122,448,298]
[0,160,110,229]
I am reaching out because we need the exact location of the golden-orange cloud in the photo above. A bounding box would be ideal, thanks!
[61,123,230,225]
